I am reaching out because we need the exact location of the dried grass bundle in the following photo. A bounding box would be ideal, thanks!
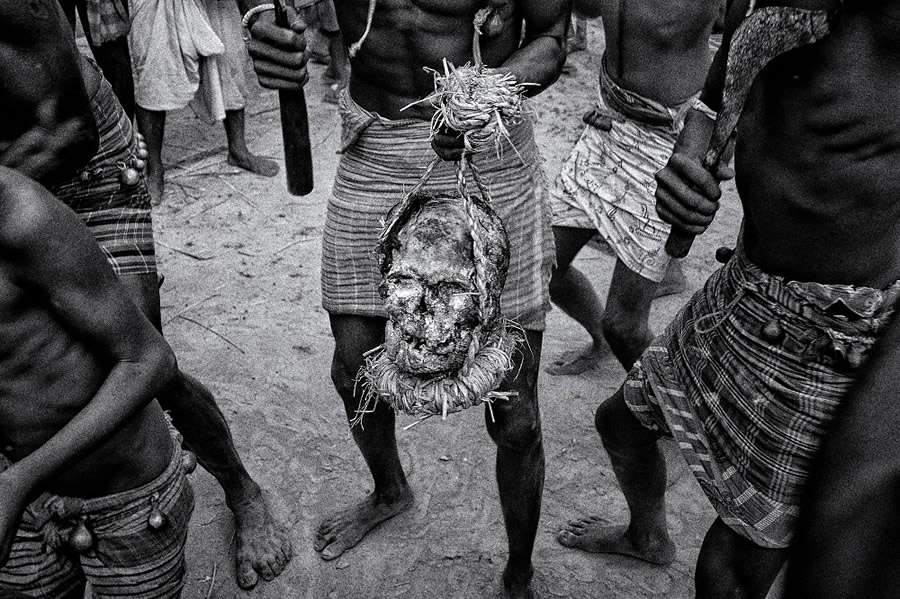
[354,322,521,427]
[417,59,532,155]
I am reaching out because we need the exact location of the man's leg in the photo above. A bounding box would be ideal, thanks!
[223,109,279,177]
[485,329,545,599]
[546,226,609,375]
[117,273,292,590]
[135,107,165,204]
[695,518,788,599]
[557,386,675,564]
[87,37,135,120]
[314,314,414,560]
[656,258,689,298]
[71,0,135,120]
[602,259,659,371]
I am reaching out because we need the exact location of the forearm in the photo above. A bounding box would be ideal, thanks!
[499,33,566,96]
[673,107,717,161]
[0,116,98,186]
[2,350,175,499]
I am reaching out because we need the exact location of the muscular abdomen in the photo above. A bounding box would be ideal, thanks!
[733,18,900,287]
[337,0,523,119]
[0,304,171,498]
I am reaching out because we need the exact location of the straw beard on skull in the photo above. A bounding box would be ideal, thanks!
[380,194,509,375]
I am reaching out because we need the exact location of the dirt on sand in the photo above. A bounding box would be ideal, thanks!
[150,21,747,599]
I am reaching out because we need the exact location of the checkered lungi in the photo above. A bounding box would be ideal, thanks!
[51,60,156,276]
[624,243,900,547]
[0,443,193,598]
[321,90,554,331]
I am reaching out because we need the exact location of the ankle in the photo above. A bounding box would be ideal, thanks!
[225,478,264,511]
[503,562,534,590]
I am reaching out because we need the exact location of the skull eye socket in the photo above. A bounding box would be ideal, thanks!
[387,274,420,289]
[435,281,471,296]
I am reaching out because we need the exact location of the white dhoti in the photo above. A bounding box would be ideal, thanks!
[550,57,693,283]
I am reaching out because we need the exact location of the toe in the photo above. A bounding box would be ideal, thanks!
[257,559,276,581]
[320,543,344,561]
[272,551,287,574]
[557,530,578,547]
[314,532,331,551]
[236,559,259,590]
[567,518,588,528]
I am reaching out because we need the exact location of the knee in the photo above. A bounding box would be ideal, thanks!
[594,391,649,452]
[485,396,542,453]
[548,265,568,301]
[600,309,643,349]
[330,353,360,402]
[696,552,735,598]
[594,398,618,440]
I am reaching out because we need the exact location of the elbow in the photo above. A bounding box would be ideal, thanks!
[541,44,567,93]
[151,343,178,392]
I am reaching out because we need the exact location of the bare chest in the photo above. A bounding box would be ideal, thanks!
[336,0,483,32]
[749,14,900,155]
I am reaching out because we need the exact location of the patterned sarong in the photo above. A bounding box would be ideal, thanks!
[550,55,693,283]
[0,443,194,598]
[321,90,554,330]
[51,60,156,276]
[85,0,130,46]
[624,244,900,547]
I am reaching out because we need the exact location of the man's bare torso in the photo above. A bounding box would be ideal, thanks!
[0,1,91,150]
[333,0,558,120]
[601,0,718,105]
[735,2,900,288]
[0,257,170,499]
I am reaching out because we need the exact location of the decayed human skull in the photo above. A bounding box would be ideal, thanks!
[380,193,509,375]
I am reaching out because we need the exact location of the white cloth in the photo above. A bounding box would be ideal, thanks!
[130,0,246,120]
[549,83,688,283]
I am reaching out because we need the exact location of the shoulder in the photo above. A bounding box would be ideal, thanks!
[0,167,76,253]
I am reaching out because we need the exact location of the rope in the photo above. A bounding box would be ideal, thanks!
[456,158,490,323]
[348,0,377,57]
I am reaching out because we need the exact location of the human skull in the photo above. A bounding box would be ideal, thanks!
[380,193,509,375]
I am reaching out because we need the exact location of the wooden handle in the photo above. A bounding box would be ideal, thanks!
[665,228,695,258]
[664,151,721,258]
[274,1,313,196]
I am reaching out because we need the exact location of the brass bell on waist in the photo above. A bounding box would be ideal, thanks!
[181,449,197,474]
[147,493,168,530]
[120,167,141,187]
[69,518,94,553]
[761,319,784,343]
[715,246,735,264]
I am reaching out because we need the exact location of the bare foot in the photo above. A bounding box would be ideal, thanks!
[232,490,294,590]
[502,564,535,599]
[556,516,675,565]
[656,262,689,298]
[227,152,280,177]
[314,488,414,561]
[146,166,164,206]
[545,341,609,376]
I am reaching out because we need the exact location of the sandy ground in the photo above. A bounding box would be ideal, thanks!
[145,20,749,599]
